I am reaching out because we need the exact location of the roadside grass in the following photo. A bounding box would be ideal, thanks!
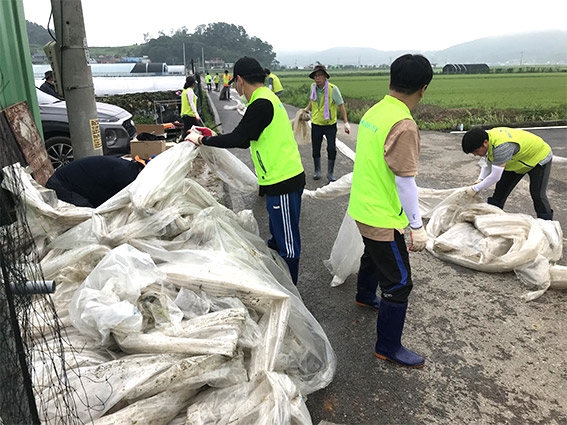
[279,72,567,130]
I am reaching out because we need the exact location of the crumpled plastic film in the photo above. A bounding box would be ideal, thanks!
[198,145,258,194]
[292,109,311,146]
[300,173,565,299]
[13,140,337,424]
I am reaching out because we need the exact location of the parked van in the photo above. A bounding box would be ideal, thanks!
[36,88,136,168]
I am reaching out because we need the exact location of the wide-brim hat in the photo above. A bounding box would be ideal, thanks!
[43,70,53,80]
[228,56,265,85]
[309,65,330,79]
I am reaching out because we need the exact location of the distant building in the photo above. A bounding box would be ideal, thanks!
[442,63,490,74]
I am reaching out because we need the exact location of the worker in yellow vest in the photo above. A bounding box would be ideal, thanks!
[462,127,554,220]
[205,72,212,91]
[185,57,305,285]
[264,68,283,97]
[348,54,433,368]
[304,65,350,182]
[180,75,201,136]
[213,73,220,91]
[220,70,232,100]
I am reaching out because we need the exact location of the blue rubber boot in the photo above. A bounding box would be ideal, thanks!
[374,300,425,368]
[355,266,380,311]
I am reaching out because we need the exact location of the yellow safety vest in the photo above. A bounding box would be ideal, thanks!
[348,95,414,229]
[181,87,197,117]
[248,87,304,186]
[487,127,551,173]
[267,73,283,93]
[311,82,337,126]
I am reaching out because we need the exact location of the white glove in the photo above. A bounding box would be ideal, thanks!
[184,131,202,146]
[409,226,427,252]
[344,122,351,134]
[464,186,478,197]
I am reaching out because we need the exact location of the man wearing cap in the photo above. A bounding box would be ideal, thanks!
[304,65,350,182]
[185,57,306,286]
[39,70,63,99]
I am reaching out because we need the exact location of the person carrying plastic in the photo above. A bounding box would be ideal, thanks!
[461,127,554,220]
[180,75,202,136]
[185,57,306,285]
[264,68,283,97]
[348,54,433,368]
[304,65,350,182]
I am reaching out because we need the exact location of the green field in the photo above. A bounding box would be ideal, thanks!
[277,71,567,130]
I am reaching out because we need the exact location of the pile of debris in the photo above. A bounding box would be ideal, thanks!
[2,142,336,424]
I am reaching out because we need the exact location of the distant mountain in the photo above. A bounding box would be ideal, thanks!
[275,31,567,68]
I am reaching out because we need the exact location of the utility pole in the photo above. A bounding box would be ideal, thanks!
[183,42,186,75]
[50,0,102,159]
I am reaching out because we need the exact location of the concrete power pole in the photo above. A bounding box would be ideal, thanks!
[50,0,102,159]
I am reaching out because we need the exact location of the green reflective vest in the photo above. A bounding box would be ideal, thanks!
[310,82,337,126]
[181,88,197,117]
[487,127,551,173]
[267,73,283,93]
[348,95,414,229]
[248,87,304,186]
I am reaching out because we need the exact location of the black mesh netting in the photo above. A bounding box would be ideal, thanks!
[0,111,91,424]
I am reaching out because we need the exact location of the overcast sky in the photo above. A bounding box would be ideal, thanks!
[23,0,566,53]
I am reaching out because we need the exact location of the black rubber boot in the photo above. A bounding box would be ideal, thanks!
[374,300,425,368]
[355,261,380,311]
[313,157,321,180]
[327,159,336,182]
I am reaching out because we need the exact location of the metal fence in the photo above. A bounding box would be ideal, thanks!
[0,110,90,425]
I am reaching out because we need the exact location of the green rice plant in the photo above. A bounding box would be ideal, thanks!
[278,71,567,130]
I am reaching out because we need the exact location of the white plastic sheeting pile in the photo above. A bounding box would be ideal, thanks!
[303,172,566,301]
[2,142,336,425]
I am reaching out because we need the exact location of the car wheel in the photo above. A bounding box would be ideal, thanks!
[45,136,74,169]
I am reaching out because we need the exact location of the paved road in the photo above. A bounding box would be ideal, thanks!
[205,88,567,425]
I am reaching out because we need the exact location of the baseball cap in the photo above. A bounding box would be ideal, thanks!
[228,57,264,84]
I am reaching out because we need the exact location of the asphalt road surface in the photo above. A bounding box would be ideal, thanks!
[205,88,567,425]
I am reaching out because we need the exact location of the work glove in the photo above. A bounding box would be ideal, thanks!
[194,126,217,137]
[409,226,427,252]
[464,186,479,197]
[184,131,202,146]
[344,122,351,134]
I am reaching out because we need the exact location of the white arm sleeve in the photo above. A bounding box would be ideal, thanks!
[395,175,422,229]
[472,164,505,192]
[478,157,492,180]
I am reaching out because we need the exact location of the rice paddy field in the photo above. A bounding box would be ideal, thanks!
[277,71,567,130]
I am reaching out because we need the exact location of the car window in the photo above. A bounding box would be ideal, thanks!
[36,88,61,105]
